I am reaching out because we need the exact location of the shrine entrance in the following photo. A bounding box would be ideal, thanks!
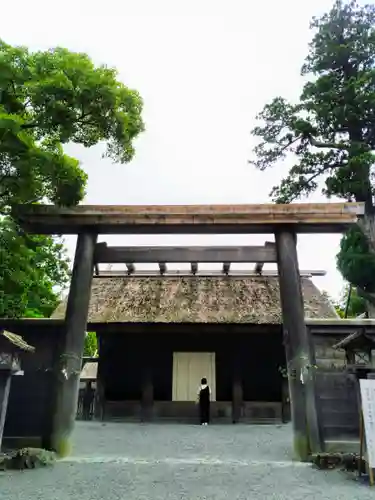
[172,352,216,402]
[10,201,364,460]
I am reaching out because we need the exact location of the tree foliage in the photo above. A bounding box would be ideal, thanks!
[250,0,375,308]
[334,284,367,317]
[84,332,98,357]
[0,39,144,213]
[0,217,69,318]
[337,226,375,292]
[0,41,144,318]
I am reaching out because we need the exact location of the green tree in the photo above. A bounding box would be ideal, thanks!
[0,217,69,318]
[0,40,144,318]
[334,284,367,317]
[84,332,98,357]
[250,0,375,314]
[0,39,144,213]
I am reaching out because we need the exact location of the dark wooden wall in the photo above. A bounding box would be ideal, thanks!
[0,320,365,446]
[315,371,359,441]
[100,325,285,403]
[311,334,359,442]
[1,328,62,444]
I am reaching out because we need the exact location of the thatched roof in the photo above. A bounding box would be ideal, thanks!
[52,276,337,324]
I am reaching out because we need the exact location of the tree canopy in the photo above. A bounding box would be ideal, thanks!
[0,41,144,319]
[250,0,375,311]
[0,40,144,213]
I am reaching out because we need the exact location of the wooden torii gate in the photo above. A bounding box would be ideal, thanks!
[13,202,364,460]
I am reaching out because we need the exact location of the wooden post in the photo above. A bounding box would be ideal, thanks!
[49,232,97,456]
[281,378,291,423]
[275,229,323,461]
[232,349,242,423]
[0,372,11,450]
[94,335,105,421]
[305,323,324,452]
[141,367,153,422]
[232,379,242,423]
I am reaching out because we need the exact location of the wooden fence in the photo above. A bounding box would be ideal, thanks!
[315,371,359,441]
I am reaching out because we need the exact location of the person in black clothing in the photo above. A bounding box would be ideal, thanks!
[197,377,210,425]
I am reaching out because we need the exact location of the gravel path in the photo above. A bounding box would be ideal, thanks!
[1,422,373,499]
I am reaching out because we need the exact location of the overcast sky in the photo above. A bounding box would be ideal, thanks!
[3,0,348,300]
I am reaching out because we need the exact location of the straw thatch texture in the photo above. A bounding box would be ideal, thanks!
[52,276,337,324]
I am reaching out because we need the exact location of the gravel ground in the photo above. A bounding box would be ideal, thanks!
[0,422,373,500]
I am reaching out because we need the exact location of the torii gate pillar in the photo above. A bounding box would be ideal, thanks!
[275,229,323,461]
[47,232,97,456]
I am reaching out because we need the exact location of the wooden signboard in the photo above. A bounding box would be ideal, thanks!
[359,379,375,485]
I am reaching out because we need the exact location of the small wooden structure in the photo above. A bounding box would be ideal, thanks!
[0,330,34,449]
[333,329,375,483]
[9,201,364,459]
[333,330,375,411]
[334,330,375,369]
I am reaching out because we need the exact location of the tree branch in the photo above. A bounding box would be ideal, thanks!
[279,161,343,203]
[309,137,350,150]
[10,80,17,97]
[280,135,302,153]
[285,171,324,203]
[303,161,343,186]
[248,136,303,168]
[20,122,39,130]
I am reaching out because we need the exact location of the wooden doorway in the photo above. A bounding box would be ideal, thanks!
[172,352,216,401]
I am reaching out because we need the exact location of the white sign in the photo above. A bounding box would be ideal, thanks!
[360,379,375,468]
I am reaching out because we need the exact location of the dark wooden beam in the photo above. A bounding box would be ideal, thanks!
[13,202,364,234]
[95,244,277,264]
[307,319,375,337]
[93,269,326,278]
[254,262,264,274]
[231,348,242,423]
[275,229,323,461]
[126,263,135,275]
[141,352,153,422]
[223,262,231,274]
[48,232,97,456]
[255,241,275,274]
[158,262,167,275]
[2,317,375,337]
[94,335,105,422]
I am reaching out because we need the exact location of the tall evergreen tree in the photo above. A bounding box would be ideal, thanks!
[251,1,375,314]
